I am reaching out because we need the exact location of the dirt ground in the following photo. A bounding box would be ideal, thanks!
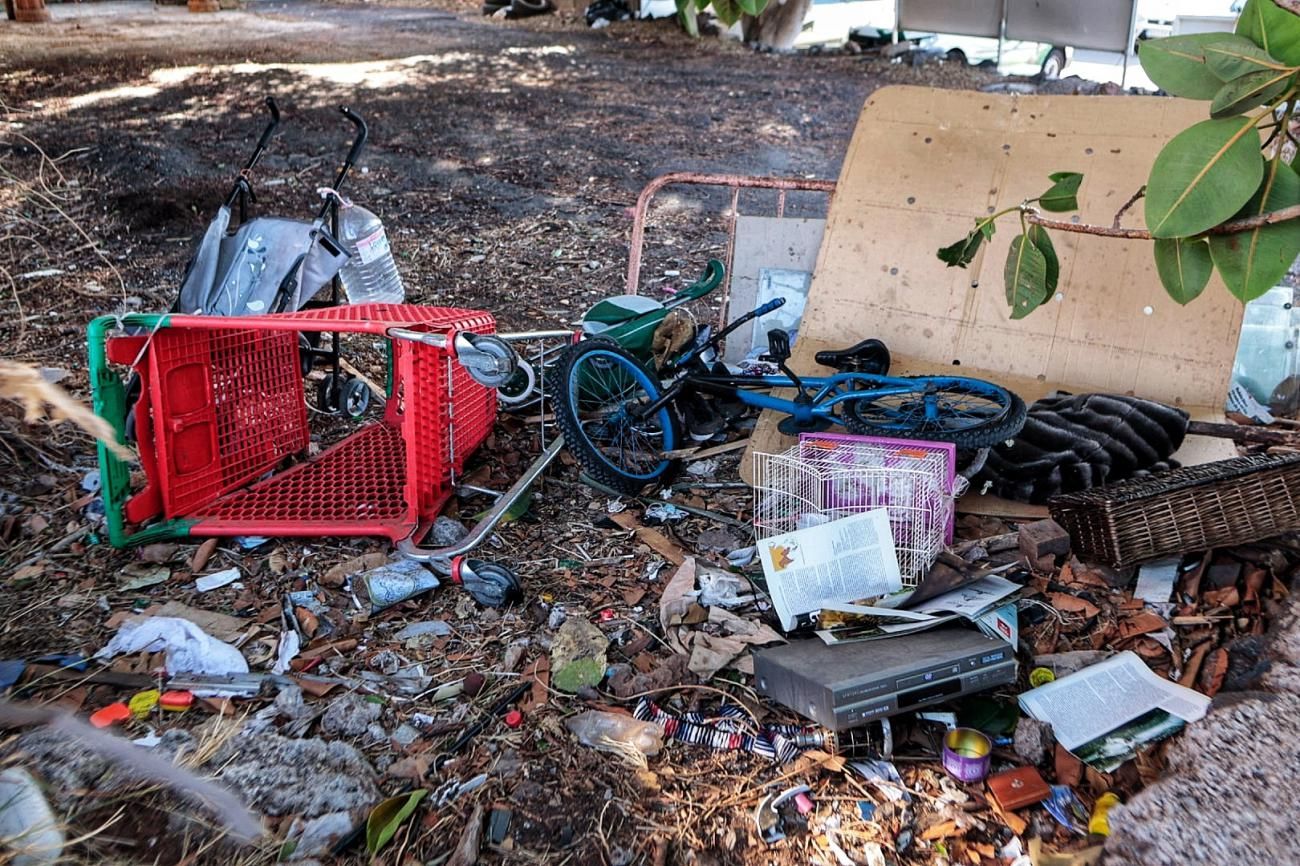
[0,4,1181,866]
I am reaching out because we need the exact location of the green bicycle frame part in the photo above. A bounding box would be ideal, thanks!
[87,314,196,549]
[581,259,724,365]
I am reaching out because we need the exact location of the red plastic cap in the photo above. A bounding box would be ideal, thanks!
[90,703,131,728]
[504,709,523,729]
[160,690,194,711]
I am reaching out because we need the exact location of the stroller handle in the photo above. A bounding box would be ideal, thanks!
[223,96,282,211]
[317,107,369,221]
[339,107,367,173]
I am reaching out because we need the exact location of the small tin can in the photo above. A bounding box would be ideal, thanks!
[941,727,992,783]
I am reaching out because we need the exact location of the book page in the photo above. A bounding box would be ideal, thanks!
[758,509,902,631]
[1018,651,1211,750]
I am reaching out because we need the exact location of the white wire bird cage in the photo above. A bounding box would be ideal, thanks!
[751,433,958,586]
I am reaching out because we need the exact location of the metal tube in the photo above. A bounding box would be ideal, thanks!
[387,327,449,348]
[397,435,567,572]
[493,329,576,343]
[625,172,836,296]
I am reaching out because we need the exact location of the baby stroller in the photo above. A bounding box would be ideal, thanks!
[127,97,375,420]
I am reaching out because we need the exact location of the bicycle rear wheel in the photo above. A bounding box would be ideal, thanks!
[843,378,1026,449]
[556,339,678,494]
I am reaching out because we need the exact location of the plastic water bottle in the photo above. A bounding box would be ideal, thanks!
[336,201,405,304]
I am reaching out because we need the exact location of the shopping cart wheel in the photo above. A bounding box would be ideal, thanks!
[497,358,537,406]
[451,556,523,607]
[342,377,371,419]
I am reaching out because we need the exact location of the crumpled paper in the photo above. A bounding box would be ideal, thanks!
[94,616,248,676]
[659,558,784,678]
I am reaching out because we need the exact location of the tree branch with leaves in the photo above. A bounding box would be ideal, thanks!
[938,0,1300,317]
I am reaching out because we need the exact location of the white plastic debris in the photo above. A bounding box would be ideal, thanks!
[272,631,301,675]
[394,620,453,640]
[0,767,65,866]
[94,616,249,677]
[195,567,240,593]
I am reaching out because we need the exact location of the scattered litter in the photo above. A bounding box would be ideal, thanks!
[694,566,754,608]
[759,510,901,630]
[234,536,269,550]
[566,710,663,764]
[726,546,756,568]
[644,502,687,523]
[1087,791,1120,836]
[273,631,301,675]
[95,616,249,677]
[393,620,452,640]
[117,563,170,591]
[941,727,991,782]
[1133,557,1181,604]
[1044,785,1089,835]
[195,567,241,592]
[356,559,440,612]
[0,767,65,866]
[685,458,720,477]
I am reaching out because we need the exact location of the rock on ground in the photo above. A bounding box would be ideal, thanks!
[1104,594,1300,866]
[213,733,381,819]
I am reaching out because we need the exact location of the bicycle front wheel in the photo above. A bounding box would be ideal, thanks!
[556,339,678,494]
[842,378,1026,449]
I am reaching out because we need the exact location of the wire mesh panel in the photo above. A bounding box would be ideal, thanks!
[752,433,956,584]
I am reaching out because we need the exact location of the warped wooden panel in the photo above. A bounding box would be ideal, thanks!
[745,86,1244,484]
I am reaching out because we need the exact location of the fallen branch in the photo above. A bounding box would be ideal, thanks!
[1026,202,1300,240]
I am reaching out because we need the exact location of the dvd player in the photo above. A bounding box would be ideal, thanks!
[754,628,1017,730]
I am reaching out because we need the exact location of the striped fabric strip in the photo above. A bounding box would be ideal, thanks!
[634,698,820,764]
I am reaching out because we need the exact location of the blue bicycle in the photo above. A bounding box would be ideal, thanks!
[555,296,1027,493]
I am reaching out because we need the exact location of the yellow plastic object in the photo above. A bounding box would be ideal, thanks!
[128,689,160,720]
[1088,792,1121,836]
[1029,667,1056,687]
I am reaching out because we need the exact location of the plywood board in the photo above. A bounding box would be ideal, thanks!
[746,86,1244,482]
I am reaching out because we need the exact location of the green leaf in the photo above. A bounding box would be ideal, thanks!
[1144,116,1266,239]
[1138,34,1233,99]
[937,222,992,268]
[1153,238,1213,305]
[473,487,531,524]
[1203,35,1291,79]
[1210,68,1294,118]
[1237,0,1300,66]
[1039,171,1083,212]
[734,0,760,16]
[1026,225,1059,297]
[708,0,741,27]
[1004,234,1048,320]
[1209,158,1300,301]
[366,790,429,856]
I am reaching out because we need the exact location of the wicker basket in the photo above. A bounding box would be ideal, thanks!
[1047,453,1300,567]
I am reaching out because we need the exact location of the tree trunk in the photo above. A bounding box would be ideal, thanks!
[13,0,51,23]
[741,0,812,49]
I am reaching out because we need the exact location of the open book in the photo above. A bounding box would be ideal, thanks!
[1019,651,1211,771]
[757,509,903,631]
[816,574,1021,646]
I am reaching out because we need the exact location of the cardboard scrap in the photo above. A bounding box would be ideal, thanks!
[611,512,686,565]
[1116,611,1168,642]
[1047,593,1100,619]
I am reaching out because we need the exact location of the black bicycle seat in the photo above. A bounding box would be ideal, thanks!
[815,339,891,375]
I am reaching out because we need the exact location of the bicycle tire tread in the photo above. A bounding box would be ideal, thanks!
[555,339,675,495]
